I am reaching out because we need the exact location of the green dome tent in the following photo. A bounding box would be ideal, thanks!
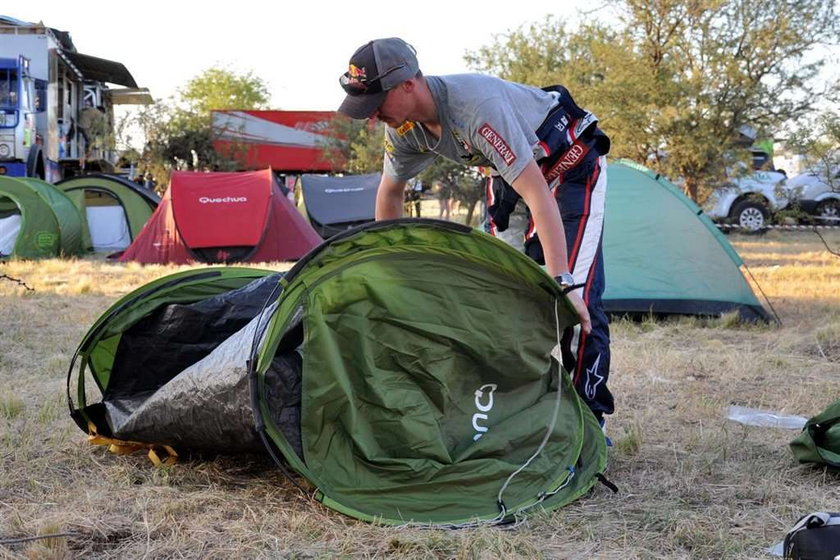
[603,160,770,321]
[68,219,607,526]
[55,174,159,252]
[0,176,83,259]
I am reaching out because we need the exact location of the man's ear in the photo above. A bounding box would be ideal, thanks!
[401,79,416,93]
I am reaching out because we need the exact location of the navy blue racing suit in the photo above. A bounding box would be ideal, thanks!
[486,85,614,419]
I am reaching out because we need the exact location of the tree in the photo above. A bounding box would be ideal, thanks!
[178,68,270,115]
[418,159,485,226]
[134,67,271,188]
[318,116,385,174]
[466,1,840,201]
[785,109,840,192]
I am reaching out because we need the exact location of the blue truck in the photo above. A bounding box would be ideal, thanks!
[0,16,150,182]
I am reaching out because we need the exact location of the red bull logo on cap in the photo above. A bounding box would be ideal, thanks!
[347,64,367,83]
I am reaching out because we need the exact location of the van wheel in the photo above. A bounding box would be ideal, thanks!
[731,200,769,232]
[815,199,840,225]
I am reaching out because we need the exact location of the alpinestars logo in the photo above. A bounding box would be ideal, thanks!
[472,383,498,441]
[199,196,248,204]
[584,354,604,400]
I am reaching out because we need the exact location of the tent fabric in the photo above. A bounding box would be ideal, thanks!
[69,220,607,526]
[67,267,277,435]
[252,219,607,525]
[171,171,273,248]
[55,174,159,252]
[86,207,131,251]
[0,215,22,256]
[19,178,84,256]
[298,173,379,238]
[0,176,83,259]
[99,273,283,453]
[119,169,321,264]
[603,160,770,321]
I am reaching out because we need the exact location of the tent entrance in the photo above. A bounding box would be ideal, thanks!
[189,245,258,264]
[84,189,131,251]
[87,273,282,452]
[0,196,21,256]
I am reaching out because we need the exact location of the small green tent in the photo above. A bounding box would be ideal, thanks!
[69,220,607,526]
[603,160,770,321]
[55,174,159,252]
[0,176,83,259]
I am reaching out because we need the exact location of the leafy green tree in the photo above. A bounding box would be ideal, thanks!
[178,68,271,115]
[134,67,271,188]
[318,116,385,174]
[785,109,840,192]
[467,1,840,201]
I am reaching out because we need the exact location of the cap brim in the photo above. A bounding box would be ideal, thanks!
[338,90,388,119]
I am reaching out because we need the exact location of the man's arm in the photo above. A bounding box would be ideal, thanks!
[511,159,592,333]
[375,173,409,220]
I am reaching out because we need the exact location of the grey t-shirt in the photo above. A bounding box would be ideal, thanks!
[383,74,558,185]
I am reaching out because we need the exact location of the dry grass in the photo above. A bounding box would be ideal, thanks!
[1,231,839,559]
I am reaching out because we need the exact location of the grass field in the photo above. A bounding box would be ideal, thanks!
[1,229,838,559]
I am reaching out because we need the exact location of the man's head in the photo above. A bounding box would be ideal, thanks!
[338,38,420,121]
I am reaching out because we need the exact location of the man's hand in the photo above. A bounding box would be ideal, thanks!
[564,289,591,334]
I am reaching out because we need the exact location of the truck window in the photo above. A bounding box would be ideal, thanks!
[0,68,19,108]
[34,79,46,112]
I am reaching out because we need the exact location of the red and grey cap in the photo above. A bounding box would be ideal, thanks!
[338,38,419,119]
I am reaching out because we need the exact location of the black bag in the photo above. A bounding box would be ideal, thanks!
[783,512,840,560]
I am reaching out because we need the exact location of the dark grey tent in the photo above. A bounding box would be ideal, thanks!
[297,173,379,238]
[602,160,771,321]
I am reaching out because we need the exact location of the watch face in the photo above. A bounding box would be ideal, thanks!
[556,273,575,286]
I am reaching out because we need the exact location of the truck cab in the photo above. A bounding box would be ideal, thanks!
[0,55,44,177]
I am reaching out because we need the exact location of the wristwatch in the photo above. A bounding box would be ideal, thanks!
[554,272,576,288]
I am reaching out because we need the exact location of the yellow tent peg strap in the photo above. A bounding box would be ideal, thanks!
[148,446,178,467]
[87,421,178,466]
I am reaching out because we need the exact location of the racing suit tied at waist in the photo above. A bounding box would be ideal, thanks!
[535,85,610,187]
[486,85,610,232]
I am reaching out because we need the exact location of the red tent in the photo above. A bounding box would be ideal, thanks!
[119,169,321,264]
[212,111,345,172]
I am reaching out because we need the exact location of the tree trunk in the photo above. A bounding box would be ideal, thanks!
[466,200,482,227]
[684,177,699,202]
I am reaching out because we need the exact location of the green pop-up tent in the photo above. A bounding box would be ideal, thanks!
[68,219,607,526]
[55,174,159,252]
[0,176,83,259]
[603,160,771,321]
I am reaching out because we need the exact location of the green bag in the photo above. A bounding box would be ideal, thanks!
[791,399,840,468]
